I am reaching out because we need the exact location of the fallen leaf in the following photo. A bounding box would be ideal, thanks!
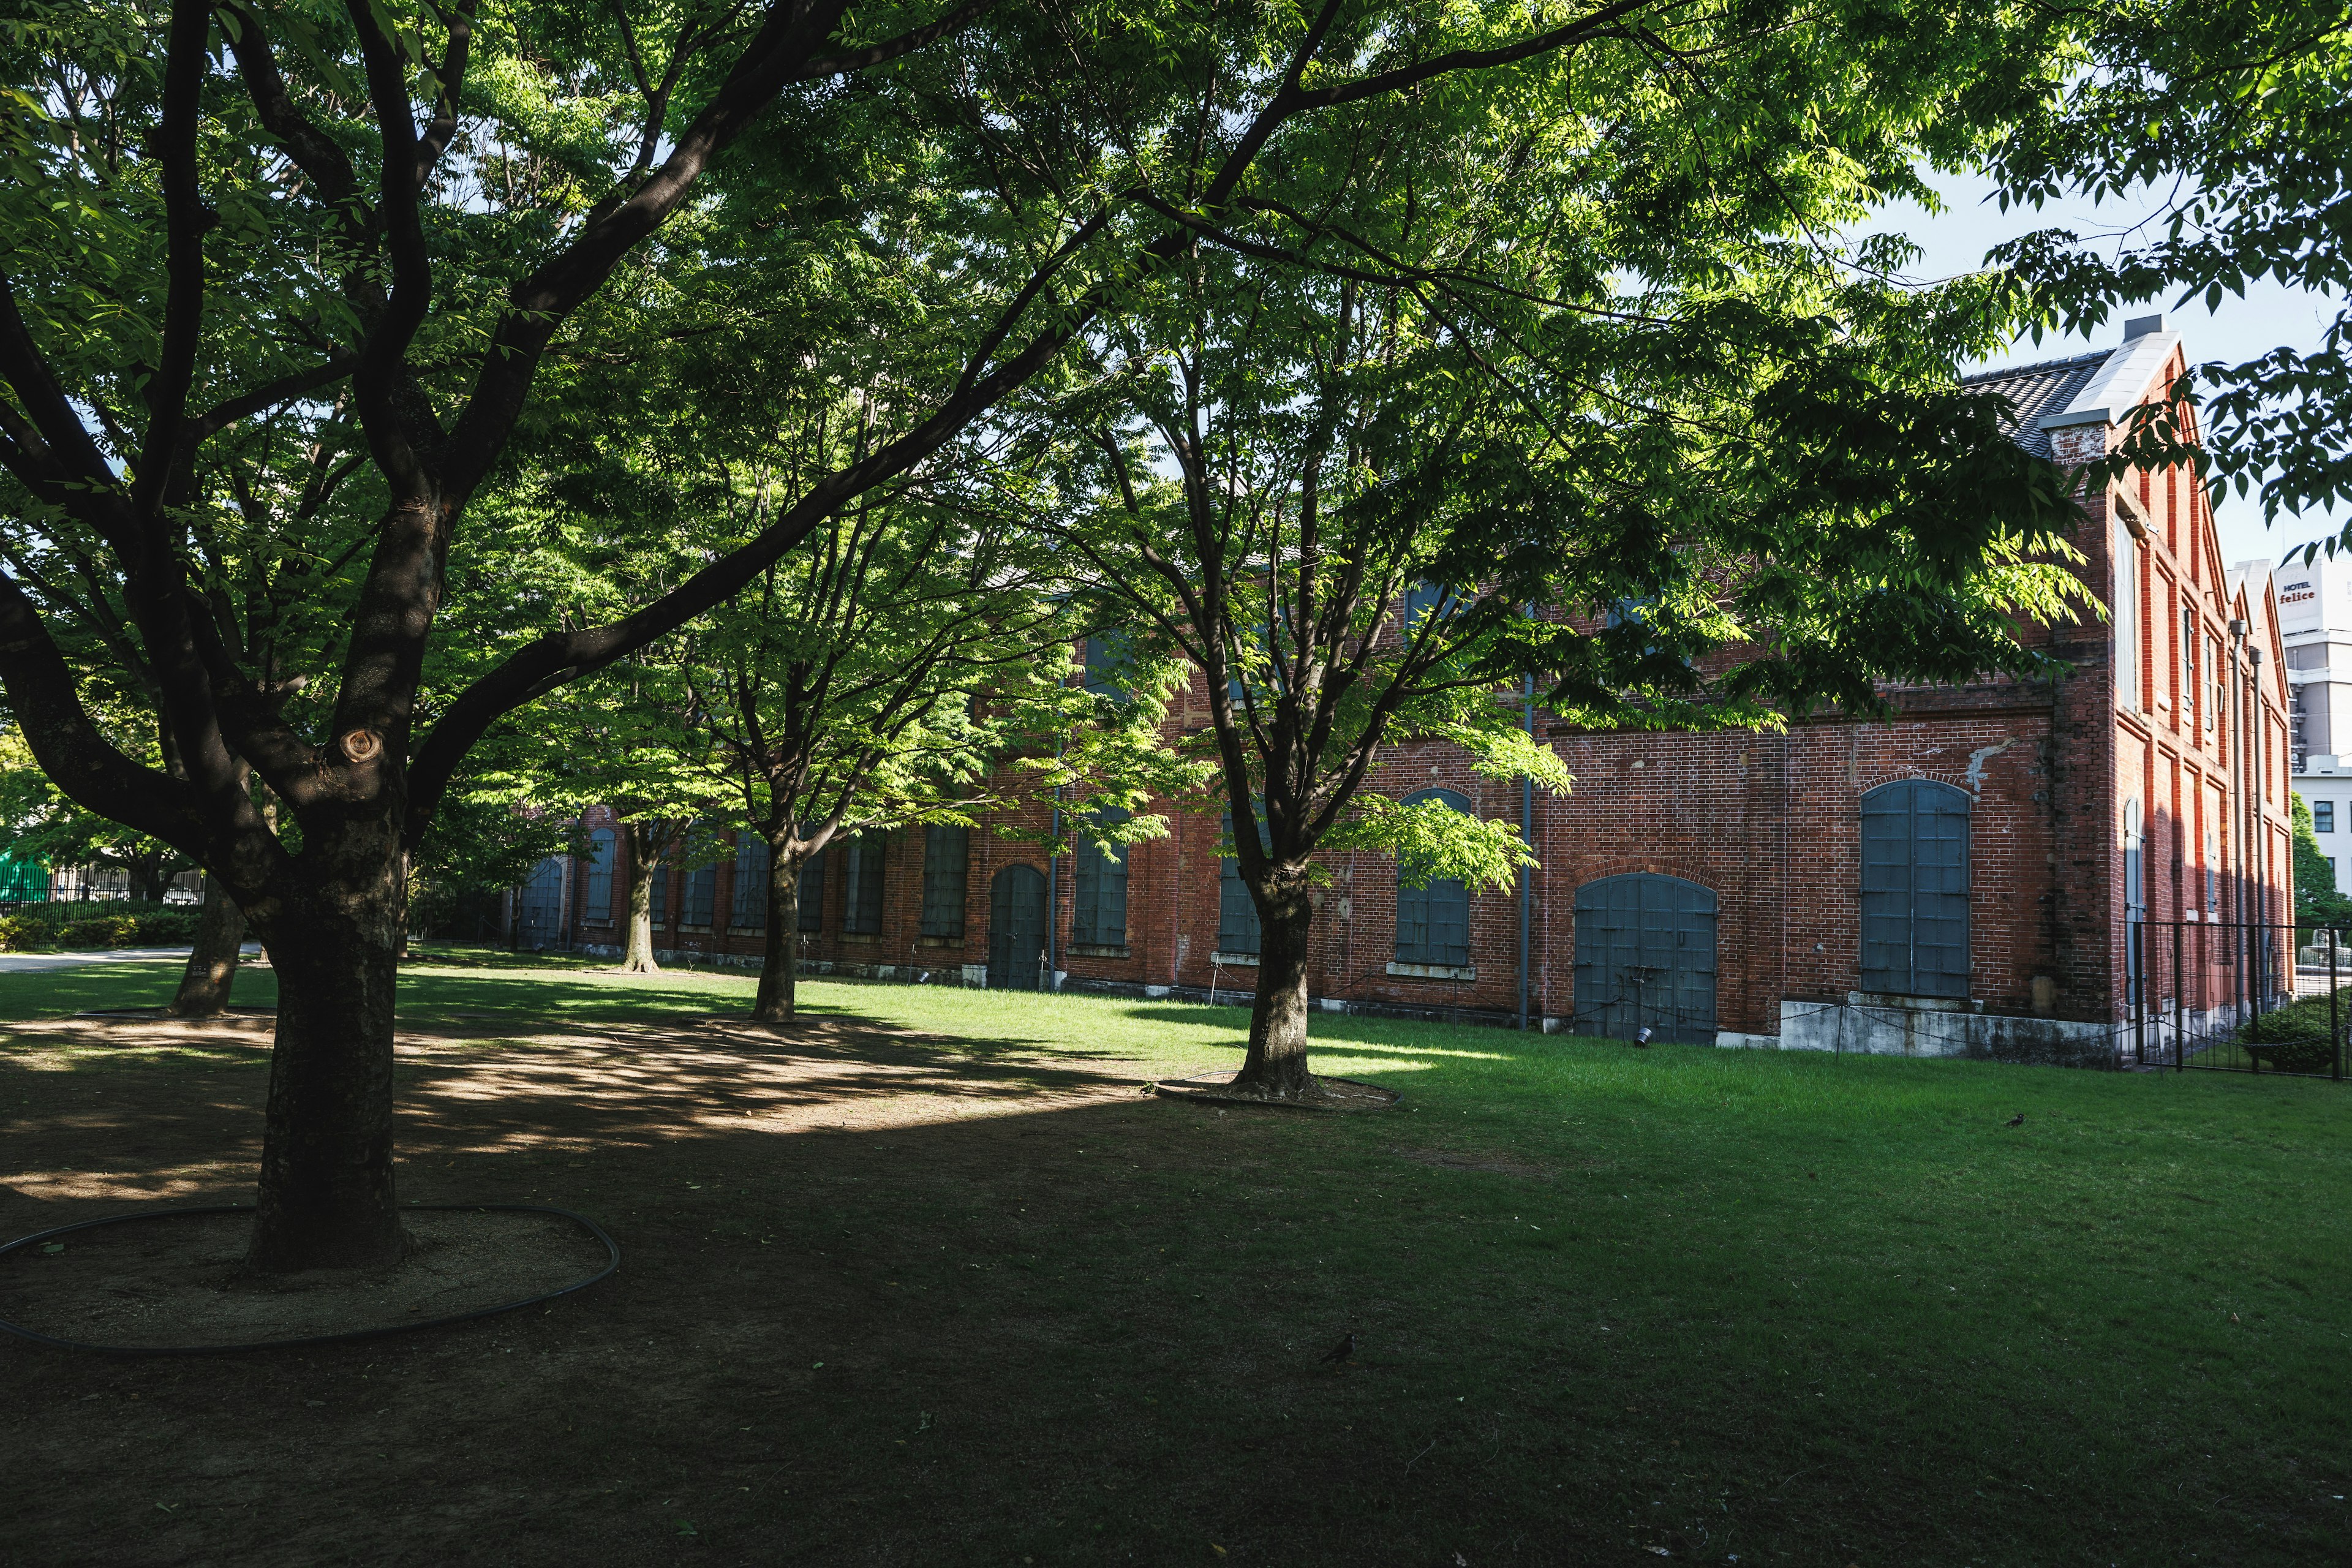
[39,1243,64,1255]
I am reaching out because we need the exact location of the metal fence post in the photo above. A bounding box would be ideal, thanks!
[2132,922,2146,1067]
[2334,930,2342,1084]
[2174,919,2185,1072]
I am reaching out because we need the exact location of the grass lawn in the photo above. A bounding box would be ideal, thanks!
[2,952,2347,1566]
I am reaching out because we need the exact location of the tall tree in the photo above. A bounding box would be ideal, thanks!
[1056,0,2090,1098]
[0,0,2068,1265]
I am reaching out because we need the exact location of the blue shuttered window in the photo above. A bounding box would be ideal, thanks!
[1218,807,1262,956]
[921,825,968,939]
[1084,635,1129,702]
[1860,780,1970,998]
[797,848,824,932]
[1395,790,1471,967]
[682,859,717,927]
[583,829,616,922]
[1402,580,1453,633]
[733,836,767,930]
[845,832,886,934]
[1074,807,1129,948]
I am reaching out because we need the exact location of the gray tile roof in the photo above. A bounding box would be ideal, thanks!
[1960,349,2111,460]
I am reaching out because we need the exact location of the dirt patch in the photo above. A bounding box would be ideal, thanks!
[1154,1069,1400,1111]
[1390,1145,1554,1178]
[2,1207,612,1349]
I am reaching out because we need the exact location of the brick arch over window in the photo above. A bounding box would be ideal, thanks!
[1395,789,1471,967]
[1852,766,1973,800]
[1860,778,1971,998]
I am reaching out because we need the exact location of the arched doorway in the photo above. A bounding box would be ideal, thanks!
[1573,873,1717,1043]
[988,864,1048,990]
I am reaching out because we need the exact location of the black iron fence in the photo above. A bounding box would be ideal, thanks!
[2123,919,2347,1079]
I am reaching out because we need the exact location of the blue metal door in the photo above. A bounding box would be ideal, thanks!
[1573,874,1717,1043]
[988,865,1047,990]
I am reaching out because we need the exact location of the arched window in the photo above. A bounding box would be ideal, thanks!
[921,825,969,939]
[1395,789,1471,968]
[1860,780,1970,998]
[733,835,768,930]
[583,829,617,923]
[1074,807,1129,948]
[1218,807,1262,957]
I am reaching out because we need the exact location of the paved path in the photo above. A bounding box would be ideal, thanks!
[0,944,260,974]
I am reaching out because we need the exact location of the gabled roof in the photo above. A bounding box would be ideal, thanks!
[1959,314,2183,461]
[1959,350,2108,460]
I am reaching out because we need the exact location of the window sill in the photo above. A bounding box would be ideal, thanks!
[1069,943,1129,959]
[1211,951,1259,967]
[918,935,963,948]
[676,924,712,935]
[1387,961,1476,981]
[841,932,880,944]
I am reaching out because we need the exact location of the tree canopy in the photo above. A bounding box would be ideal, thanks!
[1987,0,2352,529]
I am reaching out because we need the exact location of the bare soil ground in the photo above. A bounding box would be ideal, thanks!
[6,1208,612,1349]
[0,1012,1335,1567]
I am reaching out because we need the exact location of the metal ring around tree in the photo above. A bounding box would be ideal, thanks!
[0,1202,619,1357]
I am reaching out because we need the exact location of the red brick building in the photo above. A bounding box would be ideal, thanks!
[516,320,2293,1064]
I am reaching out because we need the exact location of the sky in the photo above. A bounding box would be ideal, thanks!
[1862,170,2344,571]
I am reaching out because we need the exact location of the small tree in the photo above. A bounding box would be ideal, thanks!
[2291,794,2352,931]
[1057,5,2090,1098]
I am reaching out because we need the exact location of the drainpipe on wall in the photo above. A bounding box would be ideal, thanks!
[1520,673,1534,1030]
[1047,736,1063,989]
[2230,617,2252,1017]
[2249,639,2267,1001]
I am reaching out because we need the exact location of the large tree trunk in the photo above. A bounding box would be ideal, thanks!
[1233,870,1316,1099]
[166,885,246,1017]
[753,839,803,1023]
[618,823,663,973]
[244,894,406,1273]
[127,858,165,903]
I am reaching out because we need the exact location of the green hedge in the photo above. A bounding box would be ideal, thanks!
[2237,986,2348,1074]
[0,901,206,952]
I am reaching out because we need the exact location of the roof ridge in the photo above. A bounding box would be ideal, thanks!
[1961,347,2112,387]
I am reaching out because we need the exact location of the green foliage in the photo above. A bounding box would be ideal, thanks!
[2237,982,2346,1072]
[0,727,193,898]
[0,899,203,951]
[1052,0,2089,913]
[2290,793,2352,928]
[1987,1,2352,524]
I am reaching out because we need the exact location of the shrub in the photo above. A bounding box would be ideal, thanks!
[0,902,205,951]
[2237,987,2347,1074]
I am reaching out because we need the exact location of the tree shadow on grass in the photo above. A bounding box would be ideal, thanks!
[4,1005,2319,1568]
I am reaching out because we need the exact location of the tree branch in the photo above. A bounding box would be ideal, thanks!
[129,0,217,526]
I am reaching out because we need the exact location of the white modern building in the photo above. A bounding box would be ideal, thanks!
[2274,544,2352,887]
